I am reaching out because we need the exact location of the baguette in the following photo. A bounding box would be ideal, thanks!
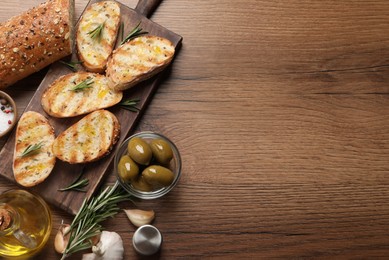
[52,110,120,164]
[76,1,121,73]
[41,72,123,118]
[106,35,175,91]
[13,111,56,187]
[0,0,75,89]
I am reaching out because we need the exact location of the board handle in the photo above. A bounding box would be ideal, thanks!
[135,0,163,18]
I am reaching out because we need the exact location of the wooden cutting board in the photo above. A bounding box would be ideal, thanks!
[0,0,182,215]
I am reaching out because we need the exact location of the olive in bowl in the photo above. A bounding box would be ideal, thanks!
[114,132,182,199]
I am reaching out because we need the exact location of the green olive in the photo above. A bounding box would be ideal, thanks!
[142,165,175,187]
[131,176,154,192]
[118,155,139,182]
[127,137,152,165]
[150,138,173,165]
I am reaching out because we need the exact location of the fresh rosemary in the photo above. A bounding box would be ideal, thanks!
[70,78,94,92]
[60,60,83,72]
[61,183,132,259]
[120,21,148,45]
[119,98,140,112]
[88,22,105,41]
[59,168,89,192]
[20,141,44,158]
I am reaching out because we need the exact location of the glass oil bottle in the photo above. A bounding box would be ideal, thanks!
[0,189,52,258]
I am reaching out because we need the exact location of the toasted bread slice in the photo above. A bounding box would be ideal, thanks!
[41,72,122,118]
[53,110,120,164]
[106,35,175,91]
[76,1,121,73]
[13,111,56,187]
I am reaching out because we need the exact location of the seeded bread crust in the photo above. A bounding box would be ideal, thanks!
[52,110,120,164]
[13,111,56,187]
[41,72,123,118]
[0,0,75,89]
[106,35,175,91]
[76,1,121,73]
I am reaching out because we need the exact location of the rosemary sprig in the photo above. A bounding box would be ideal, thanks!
[61,183,132,259]
[119,98,140,112]
[88,22,105,41]
[120,21,148,45]
[70,78,94,92]
[20,141,44,158]
[59,168,89,192]
[59,60,83,72]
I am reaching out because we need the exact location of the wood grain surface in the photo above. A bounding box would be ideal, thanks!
[1,0,389,259]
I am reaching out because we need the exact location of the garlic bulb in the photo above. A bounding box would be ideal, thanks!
[124,209,155,227]
[82,231,124,260]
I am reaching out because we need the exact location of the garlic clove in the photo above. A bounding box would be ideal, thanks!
[54,223,100,254]
[91,233,101,246]
[54,224,70,254]
[124,209,155,227]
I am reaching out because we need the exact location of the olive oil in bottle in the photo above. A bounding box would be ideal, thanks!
[0,190,52,258]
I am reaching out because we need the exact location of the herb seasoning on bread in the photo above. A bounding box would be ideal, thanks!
[41,72,122,118]
[52,110,120,164]
[76,1,121,73]
[106,35,175,91]
[13,111,56,187]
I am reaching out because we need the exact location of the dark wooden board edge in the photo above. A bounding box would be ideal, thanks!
[0,0,182,215]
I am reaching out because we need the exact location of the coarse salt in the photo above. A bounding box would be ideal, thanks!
[0,106,14,134]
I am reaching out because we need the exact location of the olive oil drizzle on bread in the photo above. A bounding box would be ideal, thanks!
[76,1,121,73]
[52,110,120,164]
[106,35,175,91]
[13,111,56,187]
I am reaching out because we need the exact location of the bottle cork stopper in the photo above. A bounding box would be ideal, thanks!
[0,209,11,231]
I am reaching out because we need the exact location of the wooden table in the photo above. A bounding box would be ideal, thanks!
[1,0,389,258]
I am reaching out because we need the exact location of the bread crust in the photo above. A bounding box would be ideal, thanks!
[41,71,123,118]
[106,35,175,91]
[52,109,120,164]
[0,0,75,89]
[76,1,121,73]
[13,111,56,187]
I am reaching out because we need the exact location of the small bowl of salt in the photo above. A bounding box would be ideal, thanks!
[0,91,17,138]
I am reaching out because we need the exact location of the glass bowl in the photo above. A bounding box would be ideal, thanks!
[0,189,52,258]
[114,131,182,199]
[0,91,17,138]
